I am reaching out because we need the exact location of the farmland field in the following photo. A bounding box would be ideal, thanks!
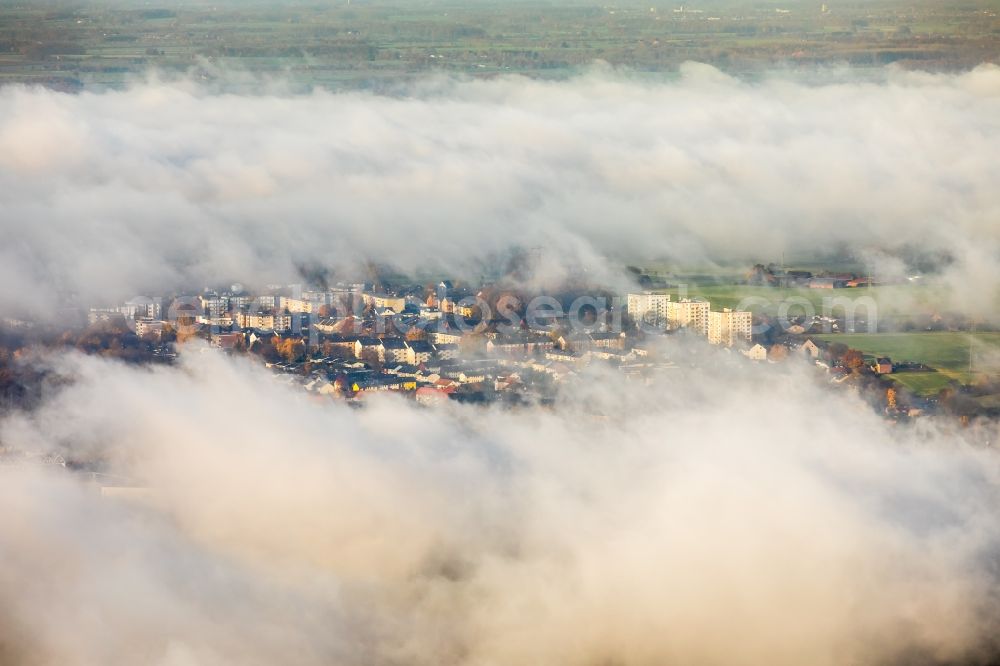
[655,282,951,329]
[813,332,1000,394]
[0,0,997,91]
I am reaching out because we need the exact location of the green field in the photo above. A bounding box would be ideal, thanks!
[813,332,1000,395]
[885,372,959,396]
[1,0,998,91]
[656,283,950,329]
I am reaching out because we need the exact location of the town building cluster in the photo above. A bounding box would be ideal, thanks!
[76,281,745,402]
[51,277,937,417]
[626,292,752,348]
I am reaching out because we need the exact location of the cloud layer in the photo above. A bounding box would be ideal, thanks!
[1,348,998,665]
[1,63,999,315]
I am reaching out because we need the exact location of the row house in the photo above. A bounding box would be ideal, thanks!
[237,311,292,332]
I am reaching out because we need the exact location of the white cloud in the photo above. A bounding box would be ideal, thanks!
[1,64,999,315]
[0,349,998,664]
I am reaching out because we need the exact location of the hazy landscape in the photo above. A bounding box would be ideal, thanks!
[1,2,999,665]
[2,0,999,90]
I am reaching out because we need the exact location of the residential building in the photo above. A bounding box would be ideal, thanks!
[486,333,554,356]
[415,386,452,406]
[135,319,166,339]
[380,337,409,364]
[708,308,752,347]
[557,331,591,352]
[800,339,821,359]
[279,297,314,314]
[254,295,279,310]
[88,309,126,326]
[354,336,382,360]
[236,311,291,332]
[434,343,461,360]
[666,299,710,336]
[200,294,229,318]
[228,294,251,312]
[545,349,589,367]
[211,332,244,350]
[363,292,406,313]
[873,357,893,374]
[589,331,625,349]
[627,292,671,327]
[430,329,464,345]
[406,340,435,365]
[590,348,634,363]
[456,302,479,318]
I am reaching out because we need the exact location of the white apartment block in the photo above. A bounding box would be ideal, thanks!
[627,292,671,327]
[434,343,460,360]
[380,339,409,365]
[134,319,165,339]
[708,308,752,347]
[236,312,292,332]
[363,293,406,312]
[254,295,279,311]
[406,342,435,365]
[89,302,154,322]
[279,296,314,314]
[430,330,463,345]
[126,298,163,320]
[229,294,251,312]
[666,299,710,336]
[200,295,229,318]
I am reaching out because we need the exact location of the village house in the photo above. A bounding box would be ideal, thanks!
[279,296,314,314]
[590,348,635,363]
[406,340,435,365]
[545,349,589,367]
[210,332,244,350]
[312,318,342,334]
[872,357,893,374]
[557,331,592,352]
[135,319,166,340]
[354,336,382,359]
[363,292,406,313]
[351,374,412,394]
[429,328,464,345]
[800,339,822,359]
[415,386,453,406]
[379,337,409,364]
[486,333,554,357]
[236,311,292,332]
[434,343,461,360]
[588,331,626,350]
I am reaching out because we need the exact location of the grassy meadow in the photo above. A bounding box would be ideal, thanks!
[813,332,1000,395]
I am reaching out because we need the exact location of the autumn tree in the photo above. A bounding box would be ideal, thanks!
[276,337,305,363]
[827,342,849,363]
[405,327,427,342]
[843,349,866,373]
[768,344,789,362]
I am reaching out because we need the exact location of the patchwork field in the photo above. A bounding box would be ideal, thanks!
[813,332,1000,395]
[657,282,950,330]
[1,0,998,91]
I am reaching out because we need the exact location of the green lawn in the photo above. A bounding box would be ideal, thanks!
[886,372,956,396]
[812,332,1000,395]
[654,283,948,324]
